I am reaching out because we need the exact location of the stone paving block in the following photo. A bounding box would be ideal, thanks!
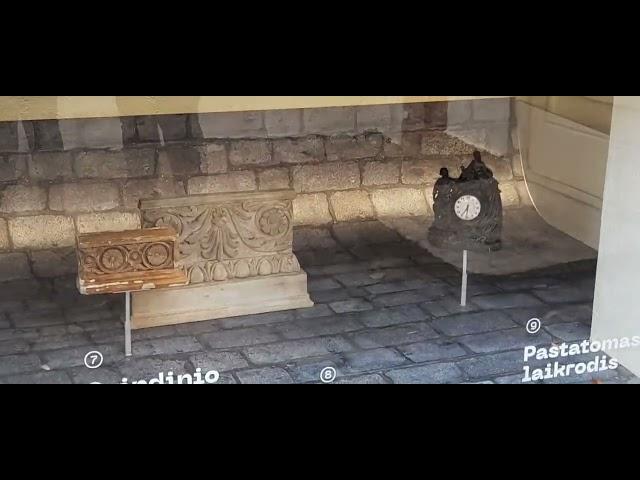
[243,336,354,365]
[131,336,203,357]
[29,334,92,352]
[494,276,561,292]
[295,304,334,320]
[544,322,591,342]
[364,279,436,295]
[0,339,29,356]
[188,351,249,373]
[431,311,517,337]
[284,357,343,383]
[0,354,41,376]
[298,251,359,271]
[358,305,427,328]
[0,316,10,329]
[3,371,73,384]
[334,271,385,288]
[542,304,593,325]
[350,322,439,349]
[473,293,546,310]
[342,348,408,374]
[41,344,120,370]
[329,299,373,314]
[174,319,222,336]
[0,300,24,314]
[68,366,124,385]
[236,367,294,384]
[277,315,363,340]
[308,277,342,292]
[311,288,356,304]
[293,228,338,251]
[335,374,387,384]
[199,326,281,350]
[502,306,554,326]
[332,221,401,246]
[420,296,480,318]
[218,310,294,329]
[398,339,468,363]
[456,350,525,380]
[367,256,415,270]
[532,286,594,304]
[386,363,464,384]
[458,328,553,355]
[372,285,450,308]
[10,311,67,329]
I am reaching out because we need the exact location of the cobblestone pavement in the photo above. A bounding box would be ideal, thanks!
[0,222,637,384]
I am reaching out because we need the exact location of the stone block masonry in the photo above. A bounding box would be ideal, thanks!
[0,98,524,279]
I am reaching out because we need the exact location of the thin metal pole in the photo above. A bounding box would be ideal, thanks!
[461,250,468,307]
[125,291,132,357]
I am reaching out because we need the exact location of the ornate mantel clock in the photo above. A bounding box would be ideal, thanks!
[428,151,503,252]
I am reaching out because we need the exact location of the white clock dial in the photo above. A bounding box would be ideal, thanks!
[454,195,482,221]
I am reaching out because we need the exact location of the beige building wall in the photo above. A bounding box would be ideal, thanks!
[516,96,614,249]
[0,96,511,122]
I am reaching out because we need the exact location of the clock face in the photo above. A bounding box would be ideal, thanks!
[454,195,482,221]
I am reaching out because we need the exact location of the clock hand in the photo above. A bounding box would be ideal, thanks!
[464,205,469,216]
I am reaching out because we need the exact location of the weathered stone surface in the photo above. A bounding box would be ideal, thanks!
[431,311,516,336]
[398,339,467,363]
[329,191,374,222]
[303,107,355,135]
[424,102,449,129]
[501,182,520,207]
[484,125,512,157]
[0,155,27,182]
[258,167,290,191]
[74,149,155,179]
[351,322,438,349]
[187,172,256,195]
[76,212,141,234]
[401,159,440,185]
[446,100,473,126]
[387,363,464,384]
[421,131,476,156]
[0,122,30,152]
[237,367,294,384]
[329,298,373,313]
[30,248,77,278]
[157,146,202,176]
[28,152,74,181]
[343,348,407,374]
[326,133,382,161]
[123,178,186,209]
[371,188,429,217]
[533,286,594,304]
[0,219,9,250]
[265,109,303,137]
[200,142,228,174]
[362,160,400,186]
[243,336,353,365]
[58,117,123,150]
[199,326,280,350]
[293,193,332,226]
[473,293,545,310]
[457,350,524,379]
[357,305,426,328]
[512,153,524,178]
[545,322,591,342]
[396,103,426,131]
[332,220,401,246]
[0,354,41,376]
[356,105,394,133]
[473,98,511,122]
[383,132,422,157]
[189,351,249,372]
[292,162,360,193]
[9,215,75,249]
[0,253,31,282]
[49,183,120,212]
[292,227,337,250]
[273,137,324,164]
[0,185,47,213]
[459,328,553,355]
[229,139,274,167]
[482,154,513,181]
[277,314,361,340]
[136,115,187,143]
[193,111,265,139]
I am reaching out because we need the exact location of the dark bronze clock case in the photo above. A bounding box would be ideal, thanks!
[428,152,503,252]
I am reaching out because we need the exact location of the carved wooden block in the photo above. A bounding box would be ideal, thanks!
[133,190,313,328]
[77,227,188,295]
[140,191,300,284]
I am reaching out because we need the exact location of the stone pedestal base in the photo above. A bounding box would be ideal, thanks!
[131,271,314,330]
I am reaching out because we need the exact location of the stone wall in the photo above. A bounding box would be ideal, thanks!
[0,98,525,281]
